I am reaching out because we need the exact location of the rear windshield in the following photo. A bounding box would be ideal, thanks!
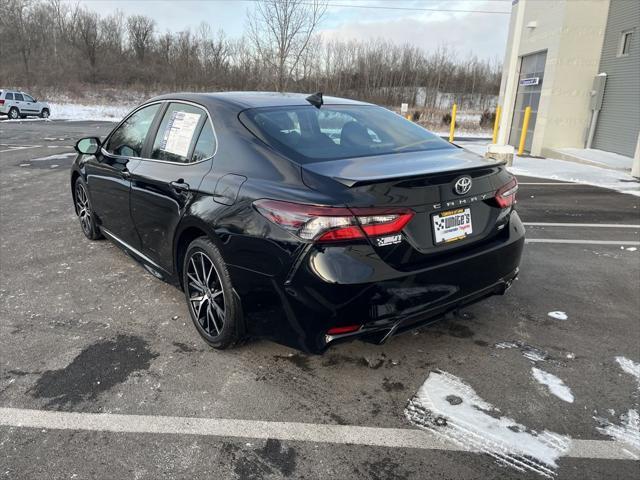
[239,105,453,163]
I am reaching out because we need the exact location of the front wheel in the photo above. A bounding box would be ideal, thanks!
[40,109,50,119]
[74,177,102,240]
[183,237,243,349]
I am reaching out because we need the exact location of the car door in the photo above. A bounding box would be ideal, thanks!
[13,92,24,114]
[84,103,162,249]
[130,102,216,273]
[21,94,38,114]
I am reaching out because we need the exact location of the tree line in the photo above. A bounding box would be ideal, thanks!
[0,0,501,108]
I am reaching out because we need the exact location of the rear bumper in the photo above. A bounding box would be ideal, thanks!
[230,211,525,353]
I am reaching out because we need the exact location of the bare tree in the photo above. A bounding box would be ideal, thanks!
[1,0,39,78]
[0,0,500,110]
[127,15,155,62]
[248,0,326,91]
[73,8,102,82]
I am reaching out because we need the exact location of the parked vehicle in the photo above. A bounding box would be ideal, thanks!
[0,90,50,119]
[70,92,525,353]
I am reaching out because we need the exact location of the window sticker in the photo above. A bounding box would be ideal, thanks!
[160,111,201,158]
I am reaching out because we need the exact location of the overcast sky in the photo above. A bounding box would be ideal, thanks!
[75,0,512,60]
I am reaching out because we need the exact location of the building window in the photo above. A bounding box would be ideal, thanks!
[618,30,633,57]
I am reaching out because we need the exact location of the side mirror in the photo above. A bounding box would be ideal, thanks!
[75,137,101,155]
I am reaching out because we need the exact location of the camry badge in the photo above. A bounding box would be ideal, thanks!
[454,176,472,195]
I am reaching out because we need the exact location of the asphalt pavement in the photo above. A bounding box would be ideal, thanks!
[1,120,639,479]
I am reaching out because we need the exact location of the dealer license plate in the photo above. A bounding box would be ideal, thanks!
[432,208,473,244]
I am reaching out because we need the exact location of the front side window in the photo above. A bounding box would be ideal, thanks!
[23,94,34,102]
[14,93,24,101]
[240,105,453,163]
[105,104,161,157]
[5,93,14,100]
[151,103,208,163]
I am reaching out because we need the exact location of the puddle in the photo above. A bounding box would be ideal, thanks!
[29,335,157,408]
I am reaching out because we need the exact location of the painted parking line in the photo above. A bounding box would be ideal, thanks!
[525,239,640,246]
[524,222,640,229]
[0,145,42,153]
[0,407,632,461]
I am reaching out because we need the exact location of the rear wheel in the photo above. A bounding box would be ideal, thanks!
[8,107,19,120]
[40,108,50,118]
[74,177,102,240]
[183,237,243,349]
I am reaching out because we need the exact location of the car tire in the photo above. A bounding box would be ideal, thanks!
[183,237,244,349]
[40,109,50,119]
[8,107,19,120]
[73,177,102,240]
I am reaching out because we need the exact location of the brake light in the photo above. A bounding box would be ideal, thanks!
[253,199,414,243]
[0,100,4,105]
[495,178,518,208]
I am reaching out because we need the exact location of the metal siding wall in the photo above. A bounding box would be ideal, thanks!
[592,0,640,157]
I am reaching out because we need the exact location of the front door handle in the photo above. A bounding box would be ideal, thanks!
[170,180,190,192]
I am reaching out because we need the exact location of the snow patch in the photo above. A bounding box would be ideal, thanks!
[626,247,637,252]
[531,368,574,403]
[405,371,570,478]
[456,140,640,196]
[495,341,548,362]
[615,356,640,386]
[49,103,132,122]
[594,357,640,456]
[595,410,640,454]
[547,311,568,321]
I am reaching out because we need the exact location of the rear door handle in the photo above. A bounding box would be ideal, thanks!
[170,180,190,192]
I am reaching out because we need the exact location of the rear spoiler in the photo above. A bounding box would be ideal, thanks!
[301,151,505,188]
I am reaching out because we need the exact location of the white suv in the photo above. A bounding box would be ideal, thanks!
[0,90,51,119]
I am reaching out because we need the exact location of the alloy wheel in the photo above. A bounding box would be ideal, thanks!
[186,251,225,337]
[75,182,92,235]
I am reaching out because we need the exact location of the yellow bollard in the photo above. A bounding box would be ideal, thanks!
[448,103,457,143]
[492,105,502,144]
[517,106,532,155]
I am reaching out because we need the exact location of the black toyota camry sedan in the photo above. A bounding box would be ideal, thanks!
[71,92,524,353]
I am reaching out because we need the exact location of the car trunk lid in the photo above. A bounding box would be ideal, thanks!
[301,148,514,268]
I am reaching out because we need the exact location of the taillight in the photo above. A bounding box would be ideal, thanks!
[0,100,4,105]
[253,199,414,243]
[327,325,361,335]
[495,178,518,208]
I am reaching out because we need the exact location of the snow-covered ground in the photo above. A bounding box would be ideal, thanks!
[458,140,640,197]
[49,103,132,122]
[531,367,574,403]
[405,370,571,477]
[553,147,633,171]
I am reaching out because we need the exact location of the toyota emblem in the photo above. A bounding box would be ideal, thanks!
[454,176,472,195]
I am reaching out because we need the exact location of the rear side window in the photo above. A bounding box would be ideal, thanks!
[105,103,161,157]
[151,103,208,163]
[239,105,452,163]
[14,93,24,101]
[191,122,216,162]
[5,93,14,100]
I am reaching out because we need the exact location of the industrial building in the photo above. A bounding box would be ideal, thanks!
[496,0,639,173]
